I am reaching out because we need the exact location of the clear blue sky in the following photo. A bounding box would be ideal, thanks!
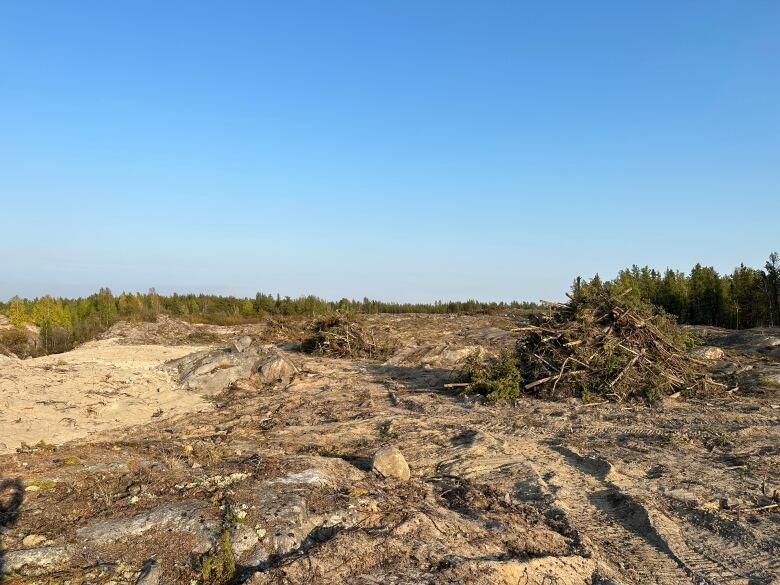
[1,1,778,302]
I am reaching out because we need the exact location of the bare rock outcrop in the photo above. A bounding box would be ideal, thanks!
[257,352,298,383]
[2,546,73,577]
[696,326,780,358]
[75,500,220,553]
[170,343,297,395]
[228,456,366,569]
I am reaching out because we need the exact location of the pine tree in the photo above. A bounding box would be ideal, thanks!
[765,252,779,326]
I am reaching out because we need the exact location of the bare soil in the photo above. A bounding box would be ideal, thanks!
[0,315,778,584]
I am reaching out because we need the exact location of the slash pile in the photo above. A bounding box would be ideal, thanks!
[301,314,395,359]
[516,284,716,402]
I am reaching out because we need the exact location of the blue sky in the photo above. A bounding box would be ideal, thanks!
[1,1,778,302]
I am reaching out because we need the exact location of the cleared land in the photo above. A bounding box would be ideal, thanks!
[0,314,778,584]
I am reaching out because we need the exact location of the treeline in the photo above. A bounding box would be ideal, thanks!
[163,293,537,321]
[582,252,780,329]
[5,251,777,357]
[0,288,537,355]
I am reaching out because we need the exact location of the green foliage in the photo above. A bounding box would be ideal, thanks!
[8,296,26,328]
[17,440,57,453]
[608,251,780,328]
[24,479,57,490]
[463,350,522,400]
[170,293,536,321]
[0,289,537,357]
[200,530,236,585]
[520,279,711,403]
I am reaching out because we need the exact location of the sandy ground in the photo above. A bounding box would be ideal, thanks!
[0,340,213,454]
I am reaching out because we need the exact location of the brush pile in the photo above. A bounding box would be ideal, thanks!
[301,314,395,359]
[517,283,716,402]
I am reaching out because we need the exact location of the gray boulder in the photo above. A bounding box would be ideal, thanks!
[172,348,256,395]
[170,345,298,395]
[372,446,411,481]
[232,335,253,353]
[257,353,298,384]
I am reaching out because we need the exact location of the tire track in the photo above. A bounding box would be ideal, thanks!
[523,440,763,585]
[525,442,694,584]
[430,416,693,583]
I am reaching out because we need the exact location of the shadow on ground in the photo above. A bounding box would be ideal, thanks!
[0,478,24,582]
[365,363,461,393]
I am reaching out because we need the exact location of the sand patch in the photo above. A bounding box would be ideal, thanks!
[0,340,212,454]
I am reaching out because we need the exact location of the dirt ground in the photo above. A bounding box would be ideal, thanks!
[0,314,778,584]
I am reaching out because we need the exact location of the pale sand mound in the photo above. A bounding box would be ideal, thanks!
[0,340,213,454]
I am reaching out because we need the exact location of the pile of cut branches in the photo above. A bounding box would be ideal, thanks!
[516,283,717,402]
[301,314,395,359]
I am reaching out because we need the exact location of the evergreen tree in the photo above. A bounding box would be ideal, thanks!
[765,252,779,326]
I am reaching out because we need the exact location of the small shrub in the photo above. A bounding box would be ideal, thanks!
[25,479,57,491]
[200,530,236,585]
[57,455,82,467]
[0,328,32,358]
[463,351,522,400]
